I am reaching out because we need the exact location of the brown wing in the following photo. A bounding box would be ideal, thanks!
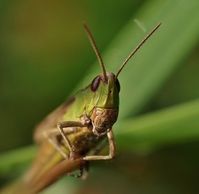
[34,97,75,143]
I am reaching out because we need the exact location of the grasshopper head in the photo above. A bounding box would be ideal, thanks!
[90,72,120,136]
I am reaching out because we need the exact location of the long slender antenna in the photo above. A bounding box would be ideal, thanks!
[83,23,107,81]
[116,22,161,78]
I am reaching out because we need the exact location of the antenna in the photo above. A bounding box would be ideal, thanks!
[83,23,107,81]
[116,23,161,78]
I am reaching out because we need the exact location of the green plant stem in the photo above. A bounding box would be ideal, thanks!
[0,146,36,175]
[116,99,199,152]
[1,99,199,173]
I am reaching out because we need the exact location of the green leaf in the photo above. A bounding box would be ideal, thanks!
[2,99,199,173]
[0,146,36,176]
[116,99,199,152]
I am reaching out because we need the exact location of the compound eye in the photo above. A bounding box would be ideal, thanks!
[115,78,120,92]
[91,76,101,91]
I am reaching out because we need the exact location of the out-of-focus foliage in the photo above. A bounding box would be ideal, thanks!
[0,0,199,193]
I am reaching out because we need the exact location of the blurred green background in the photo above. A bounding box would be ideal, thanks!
[1,0,199,193]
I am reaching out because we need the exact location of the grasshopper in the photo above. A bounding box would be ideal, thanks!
[31,23,161,180]
[0,23,162,194]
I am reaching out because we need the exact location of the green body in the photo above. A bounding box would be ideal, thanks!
[15,72,120,193]
[34,72,120,152]
[1,22,160,194]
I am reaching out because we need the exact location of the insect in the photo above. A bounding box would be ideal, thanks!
[32,23,161,179]
[0,22,161,194]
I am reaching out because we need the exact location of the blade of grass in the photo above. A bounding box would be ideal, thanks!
[0,146,36,175]
[79,0,199,118]
[116,99,199,152]
[2,99,199,173]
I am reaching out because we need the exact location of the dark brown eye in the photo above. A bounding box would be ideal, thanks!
[91,76,101,91]
[115,78,120,92]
